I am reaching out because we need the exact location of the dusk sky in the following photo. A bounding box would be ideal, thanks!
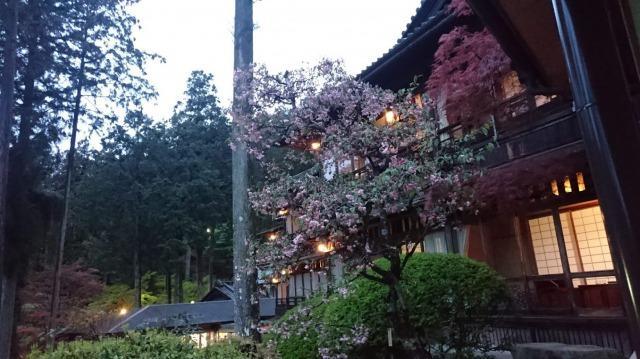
[130,0,423,121]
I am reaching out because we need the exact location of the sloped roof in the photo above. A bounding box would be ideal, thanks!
[200,281,235,301]
[358,0,456,89]
[108,298,275,333]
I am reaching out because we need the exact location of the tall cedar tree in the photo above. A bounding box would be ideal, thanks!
[232,0,260,339]
[38,0,156,345]
[0,0,19,357]
[70,72,231,307]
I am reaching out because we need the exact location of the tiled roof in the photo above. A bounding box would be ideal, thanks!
[358,0,451,81]
[108,298,276,333]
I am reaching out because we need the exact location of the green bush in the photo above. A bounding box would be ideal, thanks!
[269,253,508,359]
[28,331,251,359]
[402,253,509,357]
[266,295,327,359]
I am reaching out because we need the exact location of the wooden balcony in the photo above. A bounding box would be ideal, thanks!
[481,94,582,168]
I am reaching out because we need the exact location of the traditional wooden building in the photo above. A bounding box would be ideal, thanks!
[261,0,640,355]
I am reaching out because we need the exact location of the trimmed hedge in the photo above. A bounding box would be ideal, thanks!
[28,331,252,359]
[269,253,509,359]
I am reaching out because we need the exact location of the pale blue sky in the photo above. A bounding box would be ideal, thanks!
[130,0,423,120]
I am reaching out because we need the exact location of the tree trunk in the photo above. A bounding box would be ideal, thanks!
[175,264,183,303]
[133,237,141,308]
[195,246,202,298]
[165,270,172,304]
[184,243,191,281]
[208,256,214,291]
[387,251,430,359]
[0,276,17,359]
[232,0,259,339]
[47,22,89,345]
[0,0,19,356]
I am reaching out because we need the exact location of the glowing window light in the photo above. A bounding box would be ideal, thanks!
[550,180,560,196]
[576,172,586,192]
[563,176,572,193]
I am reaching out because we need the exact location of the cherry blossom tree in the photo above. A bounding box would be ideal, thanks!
[235,60,489,356]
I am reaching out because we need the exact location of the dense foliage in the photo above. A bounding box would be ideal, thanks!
[237,59,488,355]
[17,264,104,352]
[426,0,511,124]
[1,0,162,354]
[28,331,254,359]
[269,253,509,359]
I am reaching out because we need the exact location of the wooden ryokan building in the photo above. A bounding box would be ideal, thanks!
[262,0,640,355]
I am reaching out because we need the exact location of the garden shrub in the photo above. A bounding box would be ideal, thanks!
[266,294,328,359]
[269,253,508,359]
[401,253,509,357]
[28,331,251,359]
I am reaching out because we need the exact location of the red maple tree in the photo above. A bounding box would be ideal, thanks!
[426,0,511,124]
[17,263,104,353]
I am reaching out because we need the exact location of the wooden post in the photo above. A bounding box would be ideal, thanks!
[551,208,577,313]
[552,0,640,350]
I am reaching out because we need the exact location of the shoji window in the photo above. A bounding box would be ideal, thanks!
[529,204,615,282]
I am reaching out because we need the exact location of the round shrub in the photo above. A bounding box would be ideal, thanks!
[269,253,508,359]
[402,253,509,357]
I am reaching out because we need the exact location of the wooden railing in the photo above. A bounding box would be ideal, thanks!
[483,315,632,356]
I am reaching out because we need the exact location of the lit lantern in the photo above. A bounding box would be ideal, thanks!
[277,208,289,216]
[385,109,398,125]
[119,308,128,316]
[310,141,322,151]
[206,228,211,234]
[271,277,280,284]
[268,232,278,241]
[280,269,287,275]
[317,241,334,253]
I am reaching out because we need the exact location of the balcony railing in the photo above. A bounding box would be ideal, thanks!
[483,315,632,356]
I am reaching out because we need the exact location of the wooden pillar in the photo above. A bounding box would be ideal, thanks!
[551,208,577,313]
[552,0,640,349]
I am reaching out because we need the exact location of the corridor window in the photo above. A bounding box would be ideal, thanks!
[529,204,614,278]
[529,216,563,275]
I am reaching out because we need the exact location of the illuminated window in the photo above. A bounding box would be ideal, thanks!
[563,176,572,193]
[550,180,560,196]
[529,216,563,275]
[576,172,586,192]
[529,204,613,277]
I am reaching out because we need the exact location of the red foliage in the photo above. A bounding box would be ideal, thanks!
[447,0,473,17]
[17,263,104,353]
[426,26,511,124]
[474,149,588,211]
